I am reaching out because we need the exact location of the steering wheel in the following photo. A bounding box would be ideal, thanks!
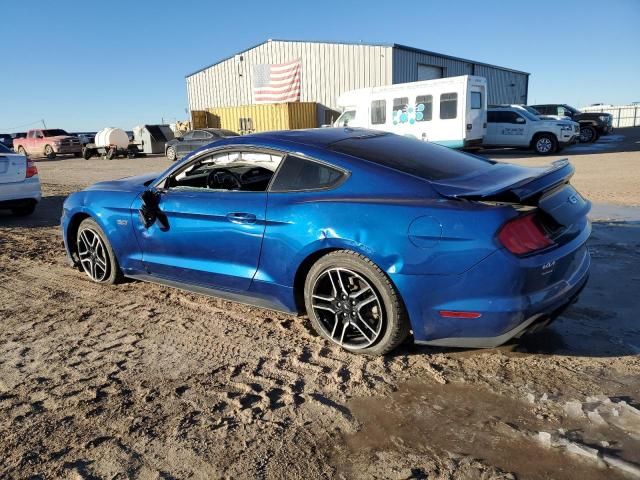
[207,169,242,190]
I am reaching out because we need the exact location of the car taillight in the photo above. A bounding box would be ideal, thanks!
[26,158,38,178]
[498,213,553,255]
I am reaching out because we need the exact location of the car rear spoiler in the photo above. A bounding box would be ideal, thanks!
[430,159,575,203]
[431,160,590,227]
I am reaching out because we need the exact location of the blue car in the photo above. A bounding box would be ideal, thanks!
[61,128,591,355]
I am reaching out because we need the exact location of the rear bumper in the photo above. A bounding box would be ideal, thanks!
[463,138,484,148]
[393,220,591,347]
[0,176,41,206]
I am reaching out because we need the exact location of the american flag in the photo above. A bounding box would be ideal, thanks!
[253,59,301,103]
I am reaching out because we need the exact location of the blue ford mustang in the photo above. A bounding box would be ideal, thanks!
[62,128,591,355]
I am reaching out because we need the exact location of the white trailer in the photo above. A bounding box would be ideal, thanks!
[334,75,487,148]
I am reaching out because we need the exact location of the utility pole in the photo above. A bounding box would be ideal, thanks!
[41,119,47,129]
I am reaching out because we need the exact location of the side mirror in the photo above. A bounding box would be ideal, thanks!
[139,189,167,229]
[515,117,525,124]
[38,134,44,139]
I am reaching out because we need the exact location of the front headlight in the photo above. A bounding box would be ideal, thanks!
[599,115,610,122]
[558,124,573,131]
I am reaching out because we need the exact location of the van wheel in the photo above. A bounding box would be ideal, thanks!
[44,145,56,159]
[533,134,557,155]
[579,126,596,143]
[304,251,410,355]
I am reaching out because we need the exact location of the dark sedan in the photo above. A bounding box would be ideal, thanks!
[165,128,239,161]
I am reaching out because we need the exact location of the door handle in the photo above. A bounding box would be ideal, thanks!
[226,212,257,224]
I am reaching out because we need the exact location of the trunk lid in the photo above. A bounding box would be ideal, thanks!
[431,159,591,228]
[0,152,27,184]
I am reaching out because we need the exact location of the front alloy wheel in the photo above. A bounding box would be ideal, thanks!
[579,126,596,143]
[76,218,122,284]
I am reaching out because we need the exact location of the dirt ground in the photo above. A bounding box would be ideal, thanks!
[1,128,639,479]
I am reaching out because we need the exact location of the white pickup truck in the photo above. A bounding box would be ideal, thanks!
[0,143,41,216]
[483,105,580,155]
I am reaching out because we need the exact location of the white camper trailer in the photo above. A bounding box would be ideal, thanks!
[334,75,487,148]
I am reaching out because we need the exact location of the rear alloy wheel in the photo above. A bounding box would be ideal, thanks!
[533,134,557,155]
[579,126,596,143]
[44,144,56,159]
[76,218,122,284]
[166,146,177,161]
[304,251,409,355]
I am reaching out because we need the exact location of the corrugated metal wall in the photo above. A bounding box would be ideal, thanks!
[187,40,393,124]
[473,65,528,105]
[392,48,528,105]
[186,41,529,124]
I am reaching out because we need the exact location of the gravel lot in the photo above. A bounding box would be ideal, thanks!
[1,128,639,479]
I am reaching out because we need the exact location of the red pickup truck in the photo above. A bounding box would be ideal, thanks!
[13,129,82,159]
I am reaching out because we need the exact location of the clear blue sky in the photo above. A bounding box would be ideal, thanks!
[1,0,638,132]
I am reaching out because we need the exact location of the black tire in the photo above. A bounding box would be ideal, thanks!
[11,203,36,216]
[533,133,557,155]
[76,218,123,285]
[83,147,95,160]
[579,126,597,143]
[303,250,410,355]
[44,144,56,159]
[106,147,116,160]
[166,146,177,161]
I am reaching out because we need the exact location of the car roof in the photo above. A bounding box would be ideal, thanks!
[242,128,388,148]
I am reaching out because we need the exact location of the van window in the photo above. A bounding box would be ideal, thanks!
[393,97,409,112]
[415,95,433,122]
[471,92,482,109]
[440,93,458,119]
[371,100,386,125]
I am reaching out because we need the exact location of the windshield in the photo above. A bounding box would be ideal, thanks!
[43,129,69,137]
[518,109,540,122]
[329,132,495,181]
[523,106,541,116]
[335,110,356,127]
[564,105,581,115]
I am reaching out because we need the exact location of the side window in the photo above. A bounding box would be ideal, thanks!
[29,130,38,139]
[507,112,524,124]
[440,93,458,119]
[336,110,356,127]
[471,92,482,109]
[415,95,433,122]
[192,131,207,140]
[270,155,345,192]
[166,150,282,192]
[182,132,194,141]
[370,100,386,125]
[393,97,409,112]
[487,111,499,123]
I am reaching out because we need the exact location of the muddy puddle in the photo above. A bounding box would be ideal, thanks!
[336,382,640,479]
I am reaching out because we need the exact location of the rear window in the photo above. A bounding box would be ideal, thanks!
[471,92,482,109]
[329,133,494,181]
[270,154,345,192]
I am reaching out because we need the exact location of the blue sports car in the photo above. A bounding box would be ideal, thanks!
[61,128,591,355]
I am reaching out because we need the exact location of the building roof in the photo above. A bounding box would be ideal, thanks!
[185,39,530,78]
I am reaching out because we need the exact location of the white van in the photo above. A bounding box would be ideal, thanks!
[334,75,487,148]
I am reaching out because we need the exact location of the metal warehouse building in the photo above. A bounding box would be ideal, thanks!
[186,39,529,130]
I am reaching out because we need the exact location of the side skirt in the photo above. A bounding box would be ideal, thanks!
[126,273,299,316]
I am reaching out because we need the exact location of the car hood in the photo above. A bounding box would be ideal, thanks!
[85,172,158,193]
[47,135,78,142]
